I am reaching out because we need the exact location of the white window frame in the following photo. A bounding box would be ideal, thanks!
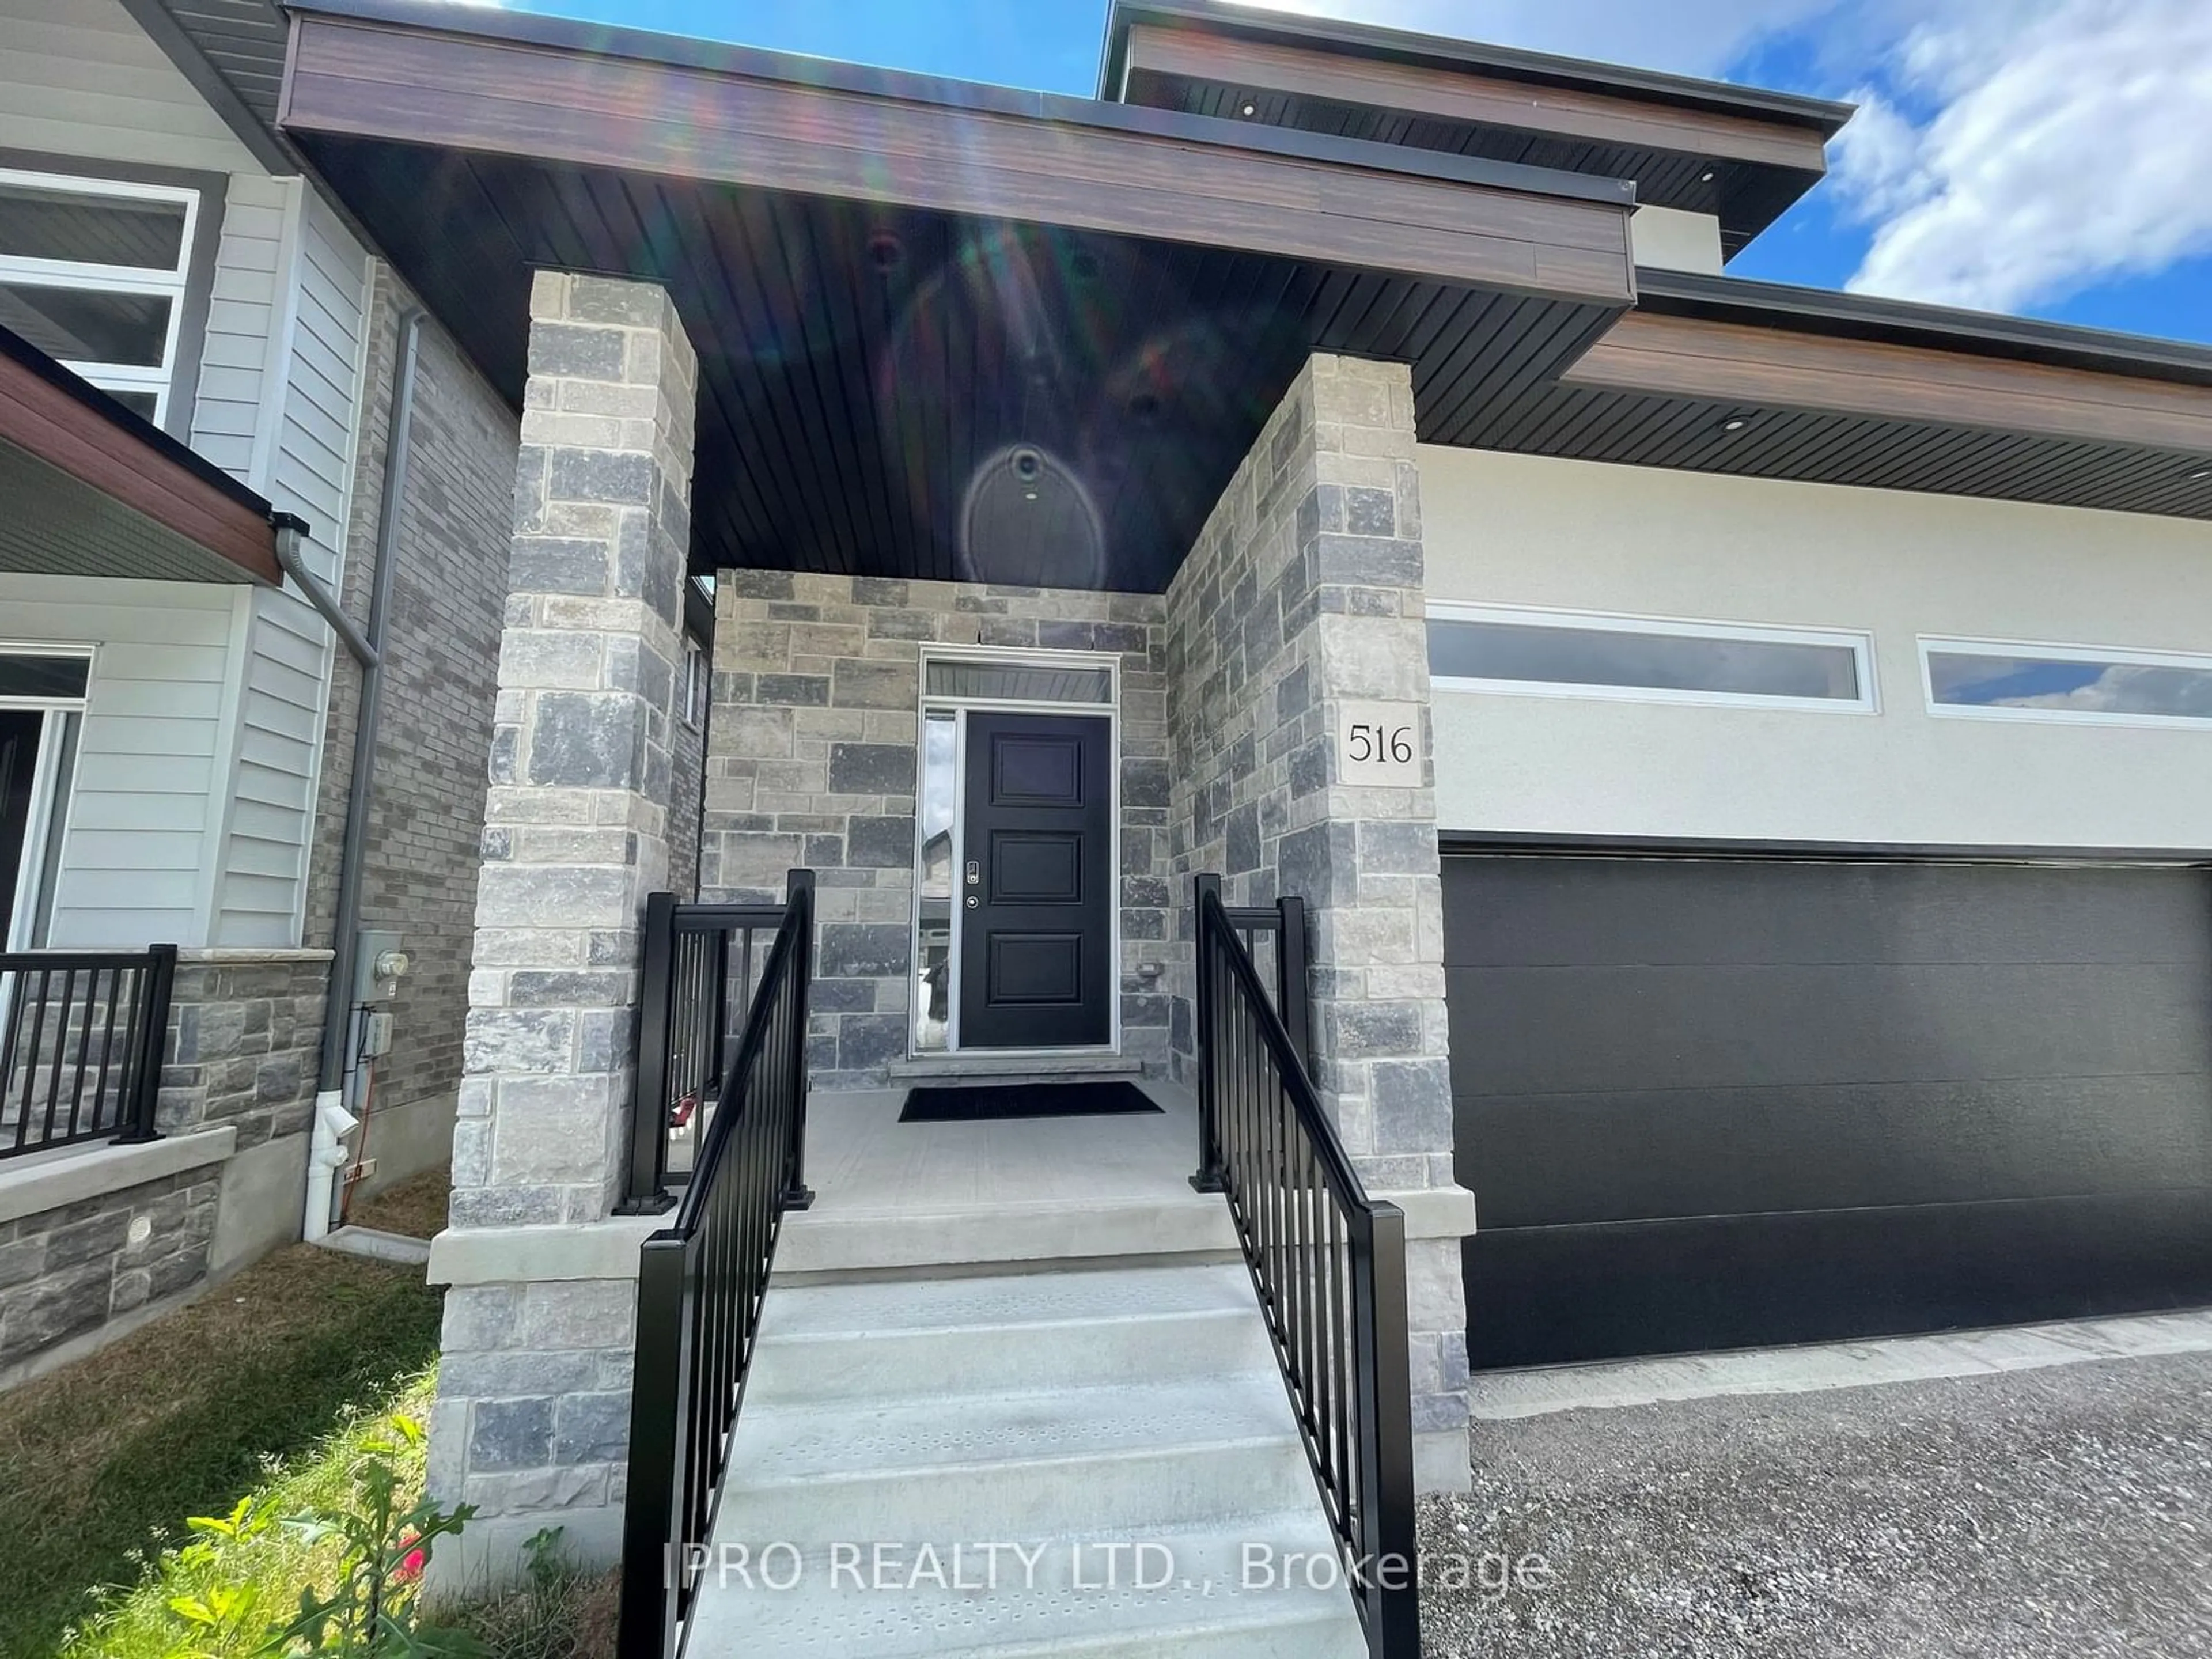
[1426,601,1880,714]
[0,645,94,953]
[0,168,200,427]
[681,637,708,731]
[1919,635,2212,730]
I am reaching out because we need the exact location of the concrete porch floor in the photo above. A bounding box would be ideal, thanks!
[777,1079,1241,1275]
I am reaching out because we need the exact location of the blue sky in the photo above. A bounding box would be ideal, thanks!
[497,0,2212,346]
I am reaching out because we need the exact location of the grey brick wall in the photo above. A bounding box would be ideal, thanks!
[1163,353,1470,1490]
[703,573,1171,1085]
[304,268,521,1193]
[0,1167,219,1377]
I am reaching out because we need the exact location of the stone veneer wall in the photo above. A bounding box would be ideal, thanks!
[158,950,331,1147]
[0,946,327,1381]
[703,573,1172,1085]
[305,267,521,1198]
[429,273,697,1575]
[0,1165,221,1380]
[1163,353,1471,1490]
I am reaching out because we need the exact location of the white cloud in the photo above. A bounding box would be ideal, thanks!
[1232,0,1831,79]
[1836,0,2212,312]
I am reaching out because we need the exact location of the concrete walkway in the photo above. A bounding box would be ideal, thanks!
[1421,1313,2212,1658]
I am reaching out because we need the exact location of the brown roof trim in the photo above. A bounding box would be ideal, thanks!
[1117,22,1832,177]
[1100,0,1857,134]
[1638,268,2212,390]
[0,324,281,583]
[1563,308,2212,457]
[279,6,1636,304]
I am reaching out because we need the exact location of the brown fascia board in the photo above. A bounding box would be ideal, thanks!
[278,3,1638,306]
[0,325,281,582]
[1099,0,1857,137]
[1638,270,2212,389]
[1568,281,2212,456]
[1117,22,1831,179]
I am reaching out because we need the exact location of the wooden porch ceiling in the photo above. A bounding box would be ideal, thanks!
[277,1,1635,591]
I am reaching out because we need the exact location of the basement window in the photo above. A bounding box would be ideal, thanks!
[1923,638,2212,726]
[1428,604,1874,712]
[0,170,199,427]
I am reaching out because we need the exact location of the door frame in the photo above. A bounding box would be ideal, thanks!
[910,645,1121,1060]
[0,643,94,952]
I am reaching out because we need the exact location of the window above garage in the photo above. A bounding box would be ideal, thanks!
[1923,638,2212,728]
[1428,604,1875,712]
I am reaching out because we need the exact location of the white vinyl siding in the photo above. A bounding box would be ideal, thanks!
[0,574,242,948]
[0,0,258,176]
[188,172,287,480]
[211,187,373,946]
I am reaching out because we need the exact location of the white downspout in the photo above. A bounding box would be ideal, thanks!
[305,1092,360,1242]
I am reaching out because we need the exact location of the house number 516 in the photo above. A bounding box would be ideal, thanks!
[1346,724,1414,764]
[1336,700,1423,786]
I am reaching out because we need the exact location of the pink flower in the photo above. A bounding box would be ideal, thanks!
[395,1529,426,1584]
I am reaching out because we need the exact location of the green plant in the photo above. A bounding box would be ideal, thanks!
[153,1415,483,1659]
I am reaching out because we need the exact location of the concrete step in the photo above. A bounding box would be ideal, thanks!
[777,1195,1239,1275]
[683,1519,1368,1658]
[718,1374,1319,1540]
[748,1264,1270,1401]
[686,1260,1369,1657]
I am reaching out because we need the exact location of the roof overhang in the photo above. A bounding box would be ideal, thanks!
[1468,271,2212,521]
[276,0,1637,591]
[0,324,281,585]
[1101,0,1853,259]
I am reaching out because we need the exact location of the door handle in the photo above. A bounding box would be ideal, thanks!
[965,861,980,885]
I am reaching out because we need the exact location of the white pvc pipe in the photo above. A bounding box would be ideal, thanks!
[305,1088,360,1243]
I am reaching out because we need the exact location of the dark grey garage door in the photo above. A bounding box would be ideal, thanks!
[1445,852,2212,1369]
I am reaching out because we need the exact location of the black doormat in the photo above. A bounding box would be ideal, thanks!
[899,1080,1163,1122]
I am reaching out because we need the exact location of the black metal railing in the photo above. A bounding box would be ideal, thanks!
[619,870,814,1658]
[1218,889,1311,1073]
[622,893,790,1212]
[1190,876,1418,1656]
[1,946,175,1160]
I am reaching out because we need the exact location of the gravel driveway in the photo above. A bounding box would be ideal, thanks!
[1418,1350,2212,1658]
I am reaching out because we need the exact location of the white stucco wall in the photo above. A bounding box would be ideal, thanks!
[1420,446,2212,849]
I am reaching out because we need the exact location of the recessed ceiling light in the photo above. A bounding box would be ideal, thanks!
[1240,101,1257,116]
[2189,466,2212,481]
[1700,169,1716,183]
[1716,415,1751,434]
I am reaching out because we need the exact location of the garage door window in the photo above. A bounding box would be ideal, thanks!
[1427,604,1874,711]
[1924,639,2212,727]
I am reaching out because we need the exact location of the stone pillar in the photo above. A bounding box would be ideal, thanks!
[428,273,698,1582]
[1166,353,1473,1493]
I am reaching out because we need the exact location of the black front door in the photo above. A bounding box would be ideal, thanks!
[959,711,1112,1049]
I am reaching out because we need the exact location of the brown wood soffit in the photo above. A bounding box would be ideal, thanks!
[1120,23,1832,177]
[1566,311,2212,457]
[0,340,278,584]
[279,14,1634,306]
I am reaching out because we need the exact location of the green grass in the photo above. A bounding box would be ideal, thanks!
[0,1245,443,1659]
